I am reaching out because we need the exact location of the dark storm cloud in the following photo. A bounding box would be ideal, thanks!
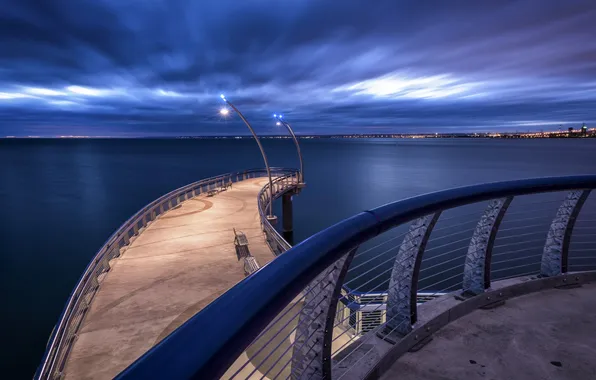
[1,0,595,136]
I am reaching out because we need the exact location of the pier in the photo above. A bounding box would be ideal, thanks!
[63,177,280,378]
[36,169,301,379]
[36,174,596,380]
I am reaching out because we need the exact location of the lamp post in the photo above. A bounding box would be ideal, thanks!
[274,114,304,185]
[220,95,276,222]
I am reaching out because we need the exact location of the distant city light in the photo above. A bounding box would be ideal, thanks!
[220,108,229,116]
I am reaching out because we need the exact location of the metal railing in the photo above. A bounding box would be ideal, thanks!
[115,175,596,380]
[258,171,300,255]
[35,168,300,380]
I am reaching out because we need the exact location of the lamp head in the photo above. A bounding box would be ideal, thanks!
[219,108,230,116]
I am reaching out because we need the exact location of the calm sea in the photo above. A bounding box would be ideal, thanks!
[1,138,596,377]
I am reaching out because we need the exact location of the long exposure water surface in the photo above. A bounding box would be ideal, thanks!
[1,138,596,377]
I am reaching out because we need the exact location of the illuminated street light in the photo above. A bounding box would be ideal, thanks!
[274,114,304,184]
[220,95,276,221]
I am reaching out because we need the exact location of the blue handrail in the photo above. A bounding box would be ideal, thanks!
[117,175,596,380]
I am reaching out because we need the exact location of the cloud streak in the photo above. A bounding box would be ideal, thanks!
[1,0,595,136]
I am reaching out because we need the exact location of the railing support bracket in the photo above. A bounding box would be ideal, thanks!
[408,335,433,352]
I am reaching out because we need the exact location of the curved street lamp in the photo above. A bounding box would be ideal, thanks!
[274,114,304,185]
[220,95,276,222]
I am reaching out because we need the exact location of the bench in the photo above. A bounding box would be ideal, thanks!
[219,181,233,192]
[207,189,218,197]
[243,256,260,276]
[233,228,251,260]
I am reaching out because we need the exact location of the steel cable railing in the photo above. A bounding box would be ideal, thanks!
[257,171,300,256]
[223,185,596,379]
[112,175,596,380]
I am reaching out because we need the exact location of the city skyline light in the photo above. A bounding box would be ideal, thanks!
[1,1,595,136]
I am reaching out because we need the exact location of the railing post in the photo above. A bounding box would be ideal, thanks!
[291,248,357,380]
[384,213,441,338]
[541,190,591,276]
[122,230,131,246]
[461,197,513,296]
[108,246,121,260]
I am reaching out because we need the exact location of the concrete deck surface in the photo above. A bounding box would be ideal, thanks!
[381,282,596,380]
[64,178,277,379]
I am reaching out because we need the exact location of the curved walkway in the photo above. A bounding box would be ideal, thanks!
[63,178,276,379]
[381,282,596,380]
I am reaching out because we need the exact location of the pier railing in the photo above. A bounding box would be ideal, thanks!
[258,170,301,255]
[117,175,596,380]
[35,168,299,380]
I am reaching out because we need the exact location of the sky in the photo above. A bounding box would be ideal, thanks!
[1,0,595,136]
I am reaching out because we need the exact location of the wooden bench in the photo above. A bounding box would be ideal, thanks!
[207,189,218,197]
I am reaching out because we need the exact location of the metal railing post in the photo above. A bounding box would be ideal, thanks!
[291,248,357,380]
[541,190,591,276]
[461,197,513,296]
[384,213,441,337]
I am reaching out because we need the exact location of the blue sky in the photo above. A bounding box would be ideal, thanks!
[1,0,595,136]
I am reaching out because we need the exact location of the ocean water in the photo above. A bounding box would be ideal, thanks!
[1,138,596,377]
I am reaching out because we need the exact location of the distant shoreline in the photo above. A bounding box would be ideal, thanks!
[2,132,595,140]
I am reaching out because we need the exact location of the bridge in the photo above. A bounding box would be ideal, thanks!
[35,170,596,380]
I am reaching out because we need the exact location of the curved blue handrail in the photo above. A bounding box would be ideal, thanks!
[117,175,596,380]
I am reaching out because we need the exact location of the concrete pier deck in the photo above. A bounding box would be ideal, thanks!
[381,282,596,380]
[63,177,277,379]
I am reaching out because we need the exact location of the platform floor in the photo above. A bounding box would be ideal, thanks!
[381,282,596,380]
[64,178,277,379]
